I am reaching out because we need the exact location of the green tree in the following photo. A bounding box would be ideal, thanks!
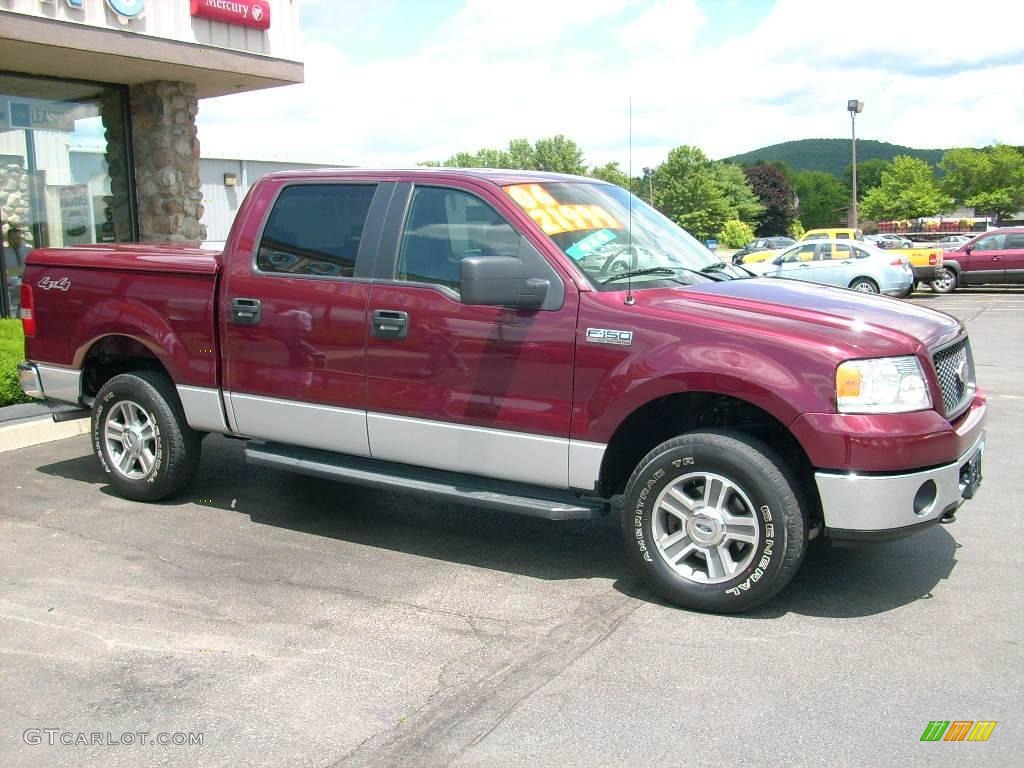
[589,162,630,188]
[654,145,735,240]
[793,170,849,229]
[717,219,756,248]
[507,138,537,170]
[712,162,764,224]
[532,135,586,174]
[941,145,1024,222]
[844,158,888,201]
[860,155,951,220]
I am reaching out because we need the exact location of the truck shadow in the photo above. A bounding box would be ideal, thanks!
[36,435,959,620]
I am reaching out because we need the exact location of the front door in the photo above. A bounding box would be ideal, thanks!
[964,232,1007,284]
[221,180,389,456]
[775,241,819,282]
[365,182,578,489]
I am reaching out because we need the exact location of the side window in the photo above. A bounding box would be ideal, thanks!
[835,232,850,240]
[397,187,520,293]
[804,233,826,240]
[974,234,1005,250]
[853,246,872,259]
[832,243,853,260]
[1003,234,1024,249]
[258,184,376,277]
[797,242,817,261]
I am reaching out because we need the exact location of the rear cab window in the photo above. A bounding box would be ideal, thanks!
[257,184,377,278]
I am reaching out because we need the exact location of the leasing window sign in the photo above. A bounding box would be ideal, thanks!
[1,99,75,132]
[190,0,271,30]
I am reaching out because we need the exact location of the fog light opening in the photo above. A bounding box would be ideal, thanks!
[913,480,937,516]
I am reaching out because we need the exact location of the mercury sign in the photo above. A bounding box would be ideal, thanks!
[190,0,270,30]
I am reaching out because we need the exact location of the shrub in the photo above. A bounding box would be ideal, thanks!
[787,218,805,239]
[717,219,756,249]
[0,319,30,407]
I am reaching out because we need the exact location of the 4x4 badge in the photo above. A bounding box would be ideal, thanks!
[586,328,633,346]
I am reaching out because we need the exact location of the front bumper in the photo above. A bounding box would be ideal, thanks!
[816,431,985,540]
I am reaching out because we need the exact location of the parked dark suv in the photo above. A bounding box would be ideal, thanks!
[932,227,1024,293]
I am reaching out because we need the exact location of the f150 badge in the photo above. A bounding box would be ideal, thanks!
[38,277,71,292]
[586,328,633,346]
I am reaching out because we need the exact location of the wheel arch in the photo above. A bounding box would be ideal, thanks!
[78,334,174,399]
[597,389,821,522]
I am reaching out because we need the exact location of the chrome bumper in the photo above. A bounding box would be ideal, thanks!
[816,432,985,540]
[18,363,43,399]
[18,362,81,404]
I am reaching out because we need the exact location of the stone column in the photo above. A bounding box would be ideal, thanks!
[129,81,206,241]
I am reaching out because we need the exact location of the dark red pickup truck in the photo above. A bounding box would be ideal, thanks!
[17,169,986,612]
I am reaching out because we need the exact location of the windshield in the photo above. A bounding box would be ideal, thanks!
[503,181,749,290]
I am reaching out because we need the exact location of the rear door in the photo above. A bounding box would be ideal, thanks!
[812,242,855,287]
[1001,232,1024,282]
[220,179,391,455]
[964,232,1006,284]
[364,180,578,489]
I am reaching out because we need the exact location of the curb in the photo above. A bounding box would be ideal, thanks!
[0,415,90,453]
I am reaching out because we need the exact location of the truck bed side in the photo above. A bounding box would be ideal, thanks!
[23,245,221,400]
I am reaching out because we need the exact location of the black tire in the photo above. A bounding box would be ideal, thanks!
[622,430,807,613]
[91,371,202,502]
[930,266,958,294]
[849,277,879,294]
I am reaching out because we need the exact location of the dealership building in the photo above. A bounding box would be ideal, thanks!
[0,0,303,316]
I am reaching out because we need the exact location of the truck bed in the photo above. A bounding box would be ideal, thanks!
[23,244,221,390]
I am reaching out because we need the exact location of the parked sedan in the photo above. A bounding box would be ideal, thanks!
[745,239,914,297]
[936,234,971,250]
[731,236,795,264]
[866,233,914,249]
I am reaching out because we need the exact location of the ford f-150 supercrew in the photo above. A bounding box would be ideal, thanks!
[17,169,986,613]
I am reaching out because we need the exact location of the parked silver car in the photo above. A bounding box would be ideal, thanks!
[745,239,914,297]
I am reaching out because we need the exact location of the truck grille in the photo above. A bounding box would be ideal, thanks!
[932,338,973,418]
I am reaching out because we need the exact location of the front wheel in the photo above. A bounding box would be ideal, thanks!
[930,267,958,294]
[92,371,202,502]
[622,430,807,613]
[849,277,879,294]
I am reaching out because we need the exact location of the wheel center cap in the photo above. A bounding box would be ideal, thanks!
[686,510,725,547]
[123,431,137,450]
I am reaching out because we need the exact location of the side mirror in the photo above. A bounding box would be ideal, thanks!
[461,256,549,309]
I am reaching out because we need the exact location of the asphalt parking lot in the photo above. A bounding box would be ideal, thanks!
[1,288,1021,768]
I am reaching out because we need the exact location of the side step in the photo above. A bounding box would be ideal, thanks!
[245,441,604,521]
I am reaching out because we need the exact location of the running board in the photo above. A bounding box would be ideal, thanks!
[245,441,604,521]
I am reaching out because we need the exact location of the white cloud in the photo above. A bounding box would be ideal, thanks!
[198,0,1024,169]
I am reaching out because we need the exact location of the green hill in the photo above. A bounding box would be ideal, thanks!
[725,139,947,177]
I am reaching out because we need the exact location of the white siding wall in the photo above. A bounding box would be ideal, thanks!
[3,0,300,61]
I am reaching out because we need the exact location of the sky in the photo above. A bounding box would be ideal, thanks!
[197,0,1024,170]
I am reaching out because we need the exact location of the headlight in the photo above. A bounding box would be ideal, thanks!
[836,356,931,413]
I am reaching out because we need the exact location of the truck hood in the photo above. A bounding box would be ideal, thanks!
[632,277,963,358]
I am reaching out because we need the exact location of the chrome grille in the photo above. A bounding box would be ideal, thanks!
[932,338,973,417]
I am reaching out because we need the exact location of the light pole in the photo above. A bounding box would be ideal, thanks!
[642,167,654,204]
[847,99,864,229]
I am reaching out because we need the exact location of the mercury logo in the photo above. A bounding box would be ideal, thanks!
[251,4,263,21]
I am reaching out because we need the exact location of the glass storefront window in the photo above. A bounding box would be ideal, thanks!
[1,72,133,318]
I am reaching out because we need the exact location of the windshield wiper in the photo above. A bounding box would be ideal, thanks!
[600,266,723,285]
[699,261,754,279]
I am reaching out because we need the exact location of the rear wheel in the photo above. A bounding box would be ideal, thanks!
[849,277,879,294]
[931,267,958,294]
[92,371,201,501]
[622,430,807,613]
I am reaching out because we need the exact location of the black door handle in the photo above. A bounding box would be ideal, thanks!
[231,297,261,325]
[372,309,408,339]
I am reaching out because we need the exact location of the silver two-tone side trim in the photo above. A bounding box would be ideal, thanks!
[228,393,370,457]
[568,440,606,492]
[368,412,568,489]
[35,364,82,405]
[176,386,231,434]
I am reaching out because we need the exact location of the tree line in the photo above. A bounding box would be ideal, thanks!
[422,138,1024,247]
